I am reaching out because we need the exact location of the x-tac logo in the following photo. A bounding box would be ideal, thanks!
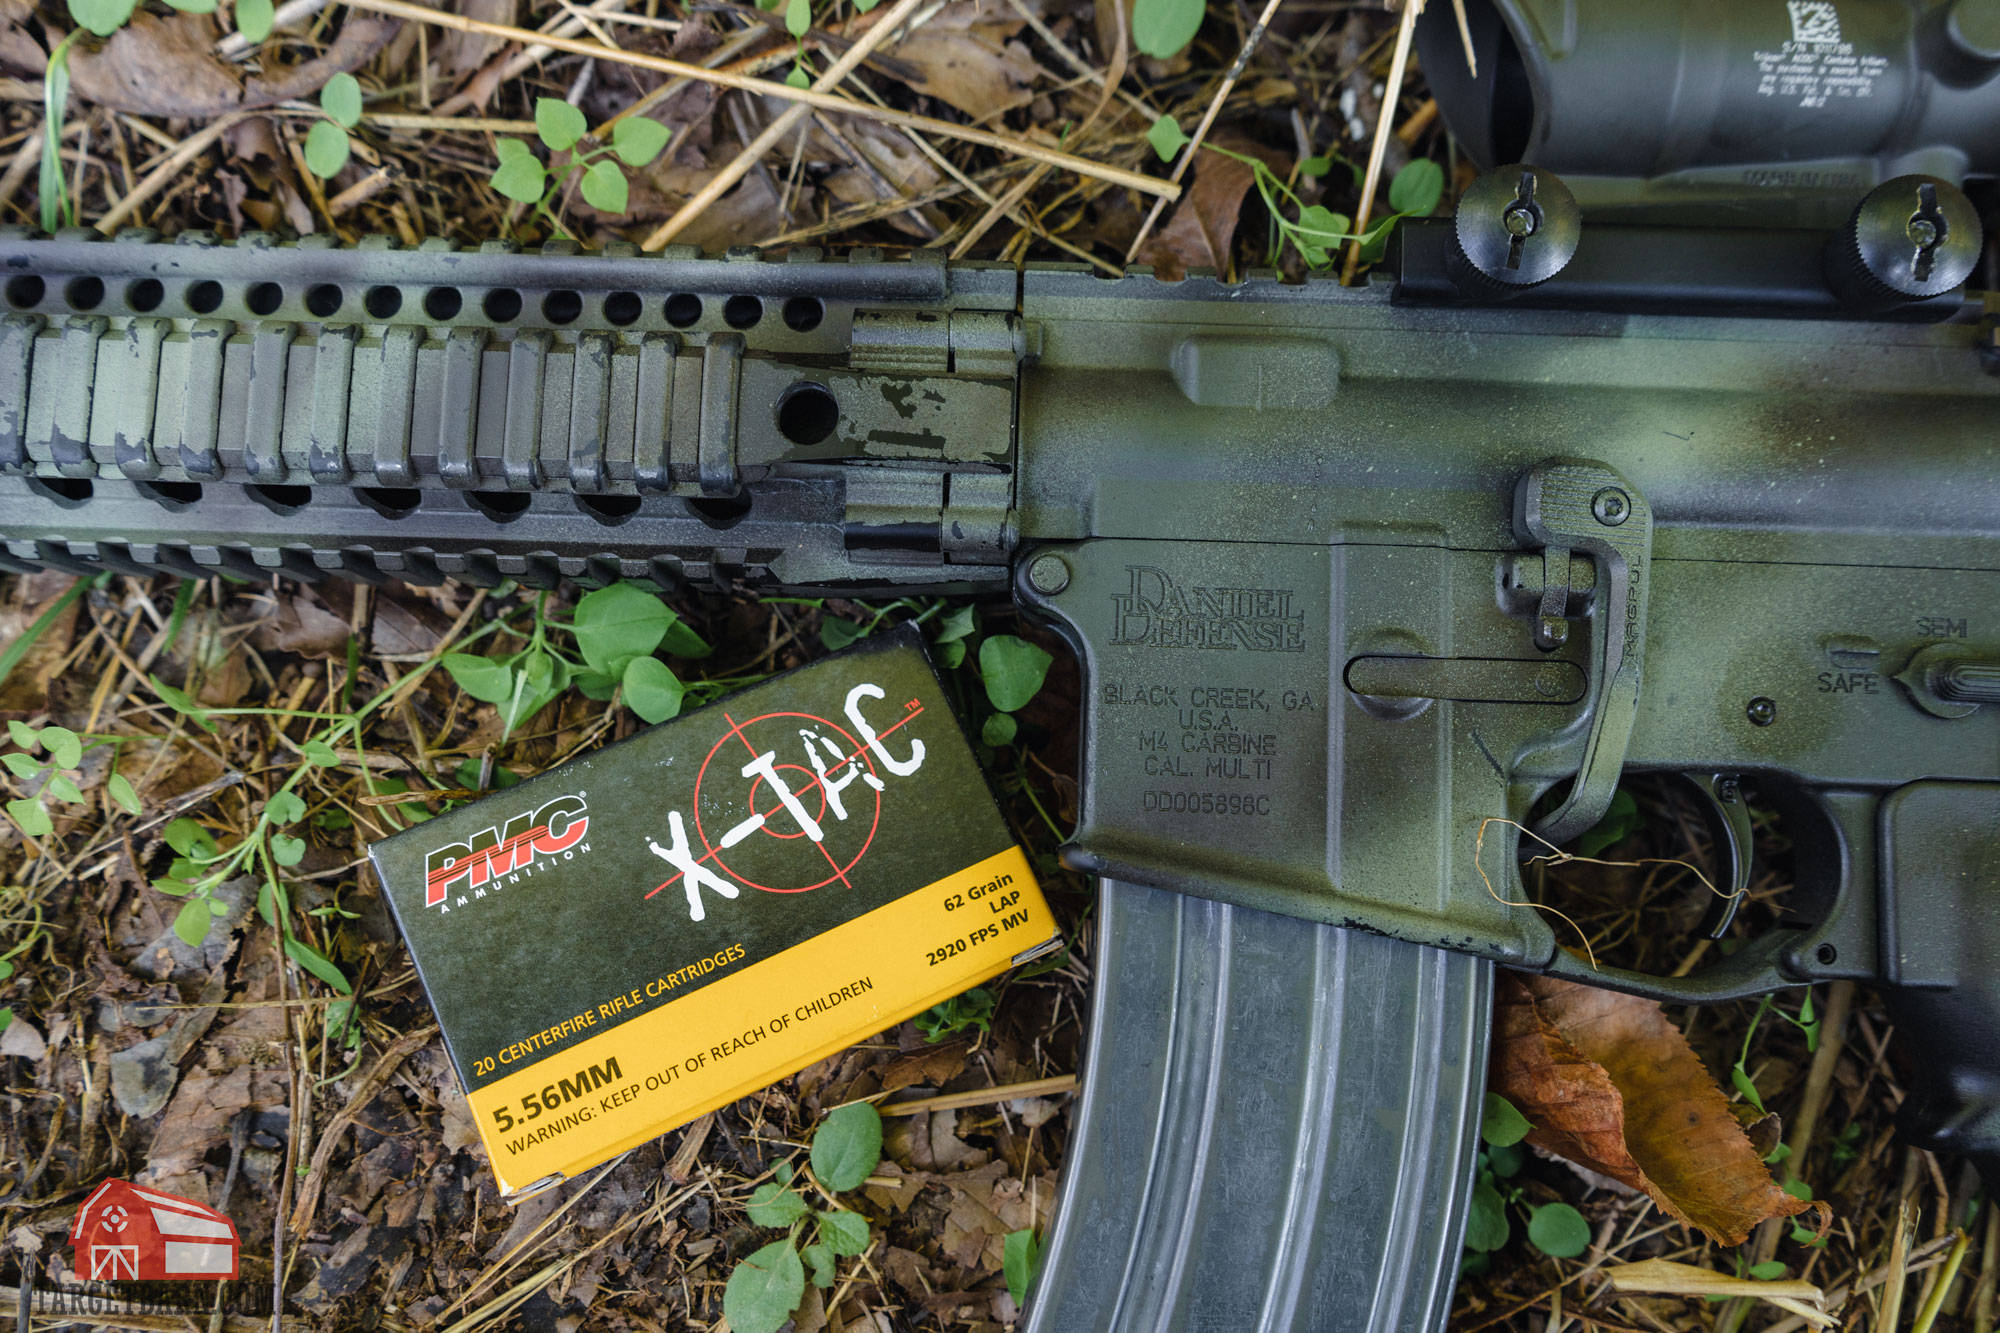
[424,794,591,909]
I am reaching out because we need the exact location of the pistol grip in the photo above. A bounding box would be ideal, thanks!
[1879,781,2000,1192]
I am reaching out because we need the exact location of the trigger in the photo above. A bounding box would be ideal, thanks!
[1682,773,1754,939]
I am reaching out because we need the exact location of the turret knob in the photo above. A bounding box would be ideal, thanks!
[1826,174,1982,309]
[1449,165,1581,296]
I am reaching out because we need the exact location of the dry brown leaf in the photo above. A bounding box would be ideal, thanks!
[1492,973,1828,1246]
[875,1040,970,1095]
[115,736,226,807]
[68,10,398,119]
[1136,149,1257,282]
[174,607,255,707]
[622,162,803,253]
[927,1107,986,1170]
[0,16,44,74]
[250,586,352,658]
[433,0,516,77]
[879,1,1046,121]
[370,588,455,658]
[810,116,948,239]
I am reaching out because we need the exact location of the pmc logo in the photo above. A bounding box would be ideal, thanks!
[425,794,591,909]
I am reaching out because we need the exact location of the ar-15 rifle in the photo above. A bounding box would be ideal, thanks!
[3,0,1998,1326]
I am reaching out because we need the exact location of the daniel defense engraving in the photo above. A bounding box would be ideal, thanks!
[368,625,1057,1196]
[1108,565,1308,652]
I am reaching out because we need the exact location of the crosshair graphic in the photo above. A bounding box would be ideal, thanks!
[644,701,924,900]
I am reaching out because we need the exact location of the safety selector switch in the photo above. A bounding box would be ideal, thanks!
[1896,643,2000,718]
[1448,165,1582,297]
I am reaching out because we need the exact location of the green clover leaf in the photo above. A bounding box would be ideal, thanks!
[1003,1229,1044,1307]
[1388,156,1445,217]
[572,583,673,673]
[236,0,274,42]
[611,115,671,168]
[1526,1202,1591,1259]
[1132,0,1202,58]
[320,72,363,128]
[270,832,307,867]
[723,1240,805,1333]
[746,1181,809,1228]
[7,797,50,838]
[1480,1093,1533,1147]
[817,1208,869,1257]
[173,897,213,947]
[621,657,686,724]
[978,635,1053,712]
[107,772,141,815]
[42,726,82,770]
[535,97,588,152]
[304,121,351,180]
[69,0,138,37]
[580,159,629,214]
[810,1102,882,1192]
[1146,114,1190,163]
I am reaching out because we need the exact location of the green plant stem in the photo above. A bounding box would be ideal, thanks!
[1013,755,1068,842]
[40,32,82,233]
[0,571,100,694]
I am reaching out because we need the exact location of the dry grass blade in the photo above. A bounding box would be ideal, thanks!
[1605,1258,1835,1327]
[1340,0,1424,283]
[94,113,254,231]
[875,1073,1077,1116]
[284,1022,439,1236]
[1882,1197,1917,1333]
[1912,1229,1973,1333]
[951,0,1125,262]
[1124,0,1288,264]
[338,0,1178,201]
[642,0,930,248]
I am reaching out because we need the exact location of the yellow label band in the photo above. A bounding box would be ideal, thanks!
[466,845,1053,1195]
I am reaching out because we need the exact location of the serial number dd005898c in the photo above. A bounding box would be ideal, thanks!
[1141,790,1274,816]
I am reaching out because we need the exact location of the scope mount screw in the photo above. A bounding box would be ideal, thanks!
[1716,776,1741,804]
[1591,487,1631,526]
[1026,553,1071,596]
[1746,697,1778,727]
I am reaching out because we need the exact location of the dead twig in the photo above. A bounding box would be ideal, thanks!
[1340,0,1424,283]
[644,0,930,248]
[338,0,1179,205]
[871,1074,1076,1116]
[284,1023,439,1238]
[1125,0,1288,264]
[93,114,253,232]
